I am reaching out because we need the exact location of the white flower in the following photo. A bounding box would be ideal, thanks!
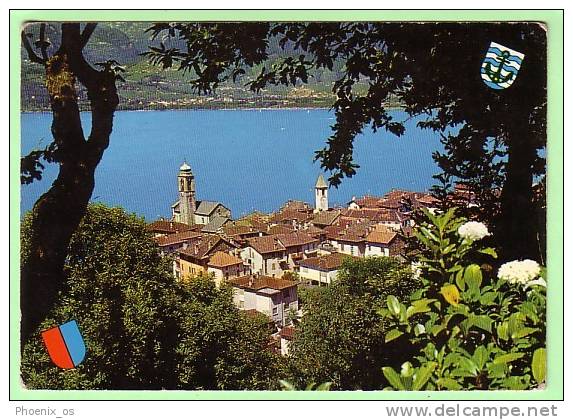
[497,259,542,285]
[457,221,490,241]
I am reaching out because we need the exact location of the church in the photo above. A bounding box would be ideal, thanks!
[171,162,231,228]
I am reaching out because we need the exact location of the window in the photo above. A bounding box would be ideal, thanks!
[272,263,276,270]
[272,307,278,315]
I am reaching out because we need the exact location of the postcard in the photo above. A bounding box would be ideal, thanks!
[11,10,563,404]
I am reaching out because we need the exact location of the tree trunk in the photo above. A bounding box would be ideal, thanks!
[497,127,539,262]
[21,23,119,346]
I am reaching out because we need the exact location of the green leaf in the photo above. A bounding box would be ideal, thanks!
[455,269,465,291]
[493,353,525,365]
[382,367,405,390]
[517,302,539,323]
[412,362,437,390]
[437,377,463,390]
[532,348,546,384]
[511,327,538,340]
[385,329,404,343]
[406,299,434,318]
[479,292,497,306]
[431,323,446,337]
[467,314,493,333]
[497,322,509,341]
[464,264,483,290]
[478,247,498,258]
[458,356,479,376]
[279,380,296,391]
[315,382,333,391]
[387,295,401,316]
[472,346,488,371]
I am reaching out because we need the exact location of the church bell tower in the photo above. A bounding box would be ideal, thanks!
[178,161,196,225]
[314,174,329,213]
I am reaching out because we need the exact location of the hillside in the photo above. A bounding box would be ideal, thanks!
[21,22,361,111]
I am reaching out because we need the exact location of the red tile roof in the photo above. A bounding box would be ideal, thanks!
[312,209,341,226]
[229,275,298,291]
[247,235,286,254]
[275,232,319,248]
[366,229,397,245]
[208,251,244,268]
[148,220,194,234]
[270,209,313,224]
[279,325,295,340]
[179,234,234,260]
[156,230,203,247]
[268,224,295,235]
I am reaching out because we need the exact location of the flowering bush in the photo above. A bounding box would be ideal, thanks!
[381,208,546,390]
[457,221,490,241]
[498,259,541,285]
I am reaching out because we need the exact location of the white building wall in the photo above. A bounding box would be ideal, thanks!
[240,247,264,274]
[280,338,291,356]
[365,244,390,257]
[299,266,338,285]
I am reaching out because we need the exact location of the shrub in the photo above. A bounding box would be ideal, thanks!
[381,209,546,390]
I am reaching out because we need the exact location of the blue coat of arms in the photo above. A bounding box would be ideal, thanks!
[481,42,525,90]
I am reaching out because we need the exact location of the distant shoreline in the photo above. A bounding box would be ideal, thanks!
[20,104,403,113]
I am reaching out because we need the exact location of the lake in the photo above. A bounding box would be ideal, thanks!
[21,109,444,220]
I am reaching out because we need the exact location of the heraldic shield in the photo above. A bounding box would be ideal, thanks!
[481,42,525,90]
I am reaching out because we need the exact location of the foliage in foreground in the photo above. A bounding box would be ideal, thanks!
[285,257,420,390]
[21,204,282,390]
[381,209,546,390]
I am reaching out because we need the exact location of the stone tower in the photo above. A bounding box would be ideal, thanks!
[178,161,196,225]
[314,174,328,213]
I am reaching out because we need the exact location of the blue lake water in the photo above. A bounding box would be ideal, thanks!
[21,109,444,220]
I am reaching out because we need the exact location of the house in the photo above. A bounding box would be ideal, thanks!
[147,219,195,238]
[311,209,341,229]
[298,252,358,286]
[193,201,232,225]
[274,232,320,269]
[155,230,203,254]
[207,251,248,287]
[222,223,265,245]
[279,325,295,356]
[241,235,287,277]
[280,200,312,213]
[229,274,299,327]
[365,227,400,257]
[269,209,313,230]
[175,234,238,280]
[268,224,295,235]
[201,215,231,233]
[325,223,371,257]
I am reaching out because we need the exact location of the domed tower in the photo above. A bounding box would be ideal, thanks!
[314,174,328,213]
[178,161,196,225]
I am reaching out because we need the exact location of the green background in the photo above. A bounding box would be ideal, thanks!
[9,9,564,400]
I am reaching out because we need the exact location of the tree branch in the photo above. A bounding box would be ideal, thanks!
[39,23,49,61]
[21,30,45,65]
[80,23,97,49]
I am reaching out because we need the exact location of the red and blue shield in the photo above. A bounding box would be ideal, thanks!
[41,320,86,369]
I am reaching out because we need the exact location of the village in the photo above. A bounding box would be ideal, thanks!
[147,162,474,356]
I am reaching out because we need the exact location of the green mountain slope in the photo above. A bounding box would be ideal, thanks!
[21,22,345,111]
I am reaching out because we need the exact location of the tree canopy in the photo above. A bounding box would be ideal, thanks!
[21,204,282,390]
[286,257,419,390]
